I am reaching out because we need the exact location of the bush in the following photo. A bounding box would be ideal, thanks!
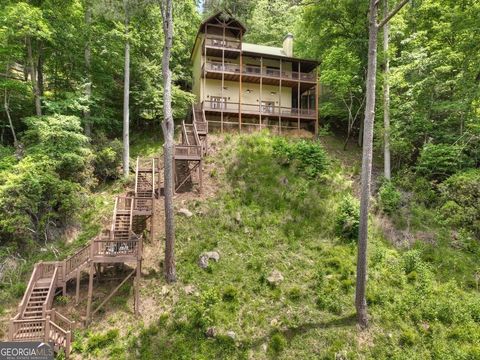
[93,137,122,182]
[439,169,480,235]
[22,115,95,187]
[335,195,360,241]
[269,333,287,354]
[273,137,328,178]
[378,181,401,214]
[416,143,473,182]
[85,329,119,353]
[0,156,83,244]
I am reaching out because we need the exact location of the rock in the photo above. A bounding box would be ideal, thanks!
[184,285,195,295]
[161,285,169,295]
[204,251,220,262]
[178,208,193,217]
[267,270,284,286]
[234,212,242,224]
[198,255,209,269]
[261,343,268,352]
[226,331,236,340]
[279,176,289,186]
[205,327,216,338]
[198,251,220,269]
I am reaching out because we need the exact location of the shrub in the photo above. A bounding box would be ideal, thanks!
[22,115,95,187]
[416,143,473,182]
[273,138,328,178]
[269,333,287,354]
[222,285,238,302]
[378,181,401,214]
[335,194,360,241]
[85,329,119,353]
[92,135,122,182]
[439,169,480,235]
[0,156,83,244]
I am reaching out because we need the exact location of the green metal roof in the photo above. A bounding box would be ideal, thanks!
[242,43,287,57]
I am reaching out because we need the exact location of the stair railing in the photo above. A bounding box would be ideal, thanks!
[135,157,140,196]
[151,158,156,198]
[42,266,59,316]
[17,264,40,316]
[181,121,190,145]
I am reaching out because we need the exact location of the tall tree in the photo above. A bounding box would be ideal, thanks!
[122,0,131,177]
[84,0,93,137]
[356,0,410,329]
[160,0,176,283]
[383,0,391,179]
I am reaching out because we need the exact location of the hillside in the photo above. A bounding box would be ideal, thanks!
[65,132,480,360]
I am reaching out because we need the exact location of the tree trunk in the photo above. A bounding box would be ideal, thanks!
[161,0,176,283]
[383,0,391,180]
[37,43,44,97]
[122,0,130,178]
[4,89,17,147]
[356,0,379,330]
[84,0,92,137]
[26,36,42,116]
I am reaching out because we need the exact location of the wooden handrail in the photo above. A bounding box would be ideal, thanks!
[135,157,140,196]
[111,197,118,233]
[151,158,155,198]
[18,264,39,315]
[43,266,58,316]
[182,121,190,146]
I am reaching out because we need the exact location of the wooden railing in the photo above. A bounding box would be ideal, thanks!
[17,265,41,316]
[43,266,58,315]
[202,100,317,118]
[204,36,241,50]
[174,144,202,159]
[64,244,90,278]
[91,234,142,258]
[204,61,317,82]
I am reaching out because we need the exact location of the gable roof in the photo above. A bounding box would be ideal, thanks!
[198,11,246,35]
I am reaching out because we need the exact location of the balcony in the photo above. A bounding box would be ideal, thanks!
[203,61,316,87]
[203,100,316,120]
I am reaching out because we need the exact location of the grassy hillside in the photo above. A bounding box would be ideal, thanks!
[71,132,480,359]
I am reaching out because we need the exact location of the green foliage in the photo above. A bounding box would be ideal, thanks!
[335,194,359,241]
[0,156,83,244]
[85,329,119,353]
[269,332,287,354]
[378,181,401,215]
[92,136,123,182]
[23,115,94,187]
[439,169,480,235]
[272,137,328,178]
[416,144,473,182]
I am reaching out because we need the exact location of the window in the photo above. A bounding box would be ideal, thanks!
[210,96,227,109]
[261,101,275,114]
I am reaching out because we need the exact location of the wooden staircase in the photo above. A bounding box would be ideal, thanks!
[173,104,209,193]
[8,155,160,358]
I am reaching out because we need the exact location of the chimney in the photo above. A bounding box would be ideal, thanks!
[283,33,293,57]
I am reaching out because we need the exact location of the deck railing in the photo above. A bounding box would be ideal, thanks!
[204,36,241,50]
[174,144,202,159]
[91,234,142,258]
[204,61,316,82]
[202,100,316,118]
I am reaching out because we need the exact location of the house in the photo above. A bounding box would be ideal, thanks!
[191,12,319,135]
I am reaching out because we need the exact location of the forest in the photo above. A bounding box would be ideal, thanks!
[0,0,479,359]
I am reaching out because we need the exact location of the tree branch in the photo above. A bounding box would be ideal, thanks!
[377,0,410,29]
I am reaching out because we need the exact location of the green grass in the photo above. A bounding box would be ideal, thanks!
[13,131,479,359]
[74,132,478,359]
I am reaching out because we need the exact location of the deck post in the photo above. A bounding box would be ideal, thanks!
[134,260,141,316]
[199,159,203,194]
[86,261,94,322]
[279,59,282,134]
[44,316,50,342]
[259,56,263,129]
[297,62,301,130]
[75,268,80,305]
